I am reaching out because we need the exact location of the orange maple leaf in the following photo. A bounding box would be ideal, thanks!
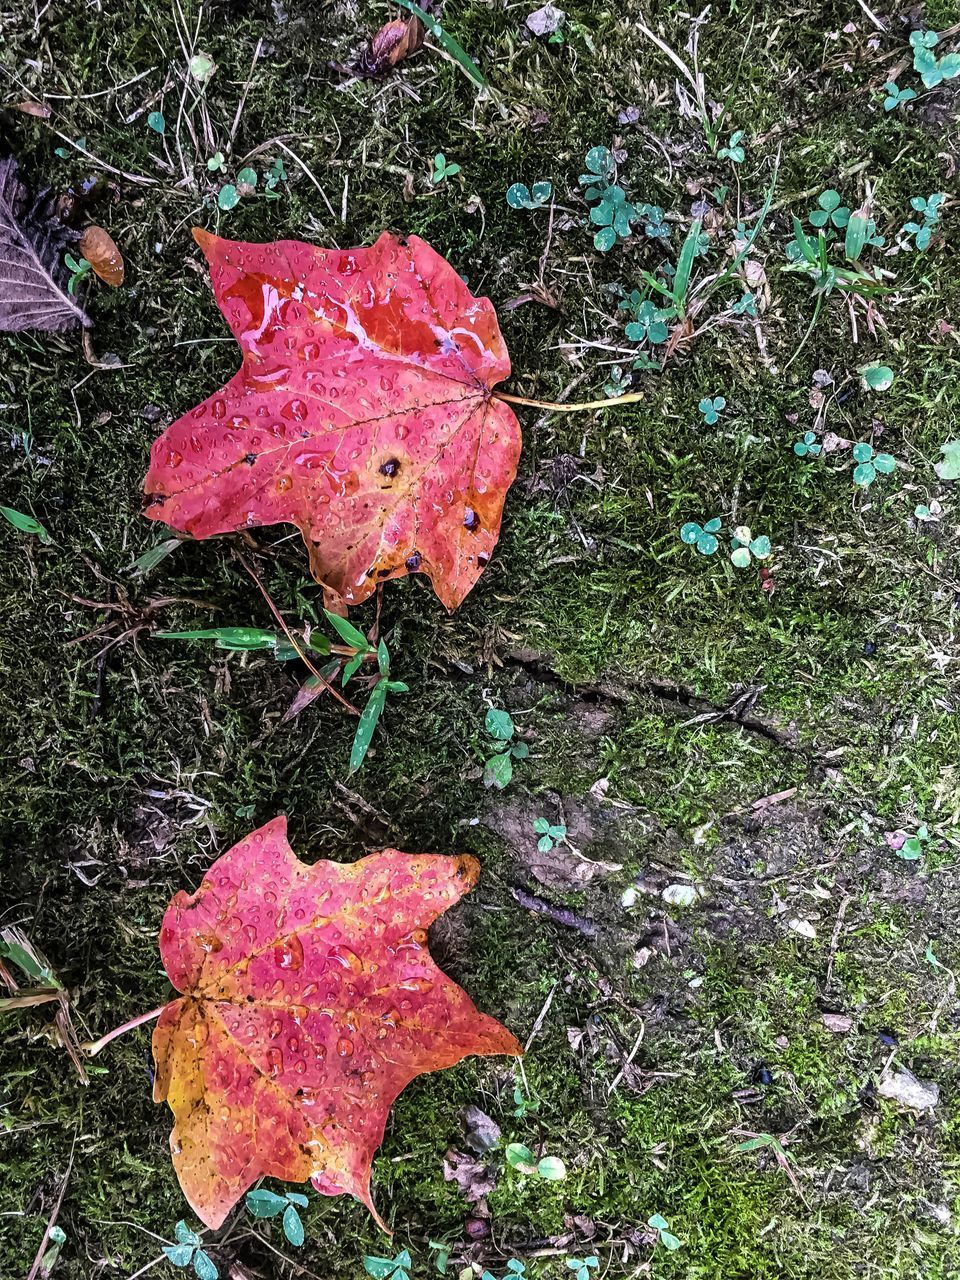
[142,230,522,612]
[152,816,521,1229]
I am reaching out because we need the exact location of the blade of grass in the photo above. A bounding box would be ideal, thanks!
[673,219,702,317]
[392,0,487,87]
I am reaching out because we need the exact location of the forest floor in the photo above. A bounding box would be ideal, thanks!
[2,1,960,1278]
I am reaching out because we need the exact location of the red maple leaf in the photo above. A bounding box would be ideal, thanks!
[143,230,522,611]
[152,816,521,1229]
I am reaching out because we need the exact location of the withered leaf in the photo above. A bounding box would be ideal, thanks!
[0,155,89,332]
[359,16,425,76]
[79,224,124,287]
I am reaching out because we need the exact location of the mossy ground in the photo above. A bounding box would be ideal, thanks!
[2,1,960,1276]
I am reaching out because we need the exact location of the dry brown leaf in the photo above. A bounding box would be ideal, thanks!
[78,225,124,287]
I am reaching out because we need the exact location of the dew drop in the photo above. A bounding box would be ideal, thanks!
[337,1036,354,1057]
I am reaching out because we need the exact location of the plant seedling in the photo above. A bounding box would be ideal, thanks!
[717,130,745,162]
[512,1081,540,1117]
[506,1142,566,1180]
[579,146,638,252]
[566,1258,599,1280]
[245,1188,308,1246]
[265,156,287,191]
[163,1220,218,1280]
[506,181,552,210]
[147,110,166,134]
[730,526,771,568]
[207,151,225,171]
[735,1132,802,1193]
[64,252,92,295]
[901,193,945,251]
[731,291,757,316]
[911,29,960,88]
[483,708,529,788]
[533,817,567,852]
[897,825,929,860]
[935,439,960,481]
[0,504,51,543]
[431,153,460,184]
[680,517,722,556]
[365,1250,413,1280]
[808,189,850,231]
[859,362,895,391]
[793,431,821,457]
[637,202,670,241]
[481,1261,526,1280]
[699,395,726,424]
[392,0,487,87]
[624,298,670,345]
[217,184,240,211]
[428,1240,451,1275]
[852,442,896,487]
[914,500,941,522]
[647,1214,681,1251]
[882,81,916,110]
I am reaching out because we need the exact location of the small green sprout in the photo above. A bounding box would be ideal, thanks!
[565,1257,599,1280]
[647,1214,681,1251]
[911,29,960,88]
[512,1081,540,1117]
[730,525,771,569]
[236,166,258,189]
[506,181,552,210]
[858,362,894,391]
[731,291,757,317]
[699,395,726,424]
[637,202,670,241]
[603,366,632,396]
[189,53,216,82]
[163,1221,218,1280]
[901,193,945,251]
[245,1188,308,1247]
[624,298,670,346]
[852,442,896,487]
[882,81,916,111]
[364,1250,412,1280]
[431,153,460,184]
[680,517,721,556]
[147,110,166,134]
[808,189,850,231]
[505,1142,566,1180]
[217,184,240,211]
[1,504,51,543]
[207,151,225,171]
[533,817,567,852]
[55,136,86,159]
[793,431,821,457]
[579,146,638,252]
[898,825,929,860]
[64,252,92,295]
[914,500,940,522]
[483,707,529,788]
[481,1261,526,1280]
[265,156,287,191]
[935,439,960,480]
[717,129,745,162]
[428,1240,451,1275]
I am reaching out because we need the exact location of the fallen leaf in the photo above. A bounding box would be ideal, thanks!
[152,816,521,1229]
[462,1104,501,1153]
[935,439,960,481]
[143,230,521,612]
[0,155,90,332]
[877,1066,939,1111]
[443,1147,497,1204]
[359,16,425,75]
[78,225,124,287]
[786,917,816,939]
[13,100,52,118]
[525,4,565,36]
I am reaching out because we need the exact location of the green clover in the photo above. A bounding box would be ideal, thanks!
[680,517,722,556]
[625,299,670,345]
[699,395,726,425]
[851,442,896,487]
[506,181,552,210]
[809,189,850,230]
[730,525,771,569]
[898,825,929,860]
[162,1221,218,1280]
[245,1188,308,1247]
[793,431,821,457]
[717,129,745,162]
[882,81,917,111]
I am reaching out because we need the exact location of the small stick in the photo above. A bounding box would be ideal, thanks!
[25,1146,74,1280]
[494,390,644,413]
[236,552,359,715]
[82,1005,165,1058]
[510,887,599,938]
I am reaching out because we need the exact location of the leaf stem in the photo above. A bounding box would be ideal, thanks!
[493,391,645,413]
[82,1005,165,1057]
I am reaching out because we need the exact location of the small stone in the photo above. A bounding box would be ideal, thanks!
[877,1066,939,1111]
[662,883,703,908]
[821,1013,853,1033]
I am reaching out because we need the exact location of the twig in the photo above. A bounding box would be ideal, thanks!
[524,980,559,1051]
[25,1144,74,1280]
[229,38,264,148]
[494,390,644,413]
[510,887,599,938]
